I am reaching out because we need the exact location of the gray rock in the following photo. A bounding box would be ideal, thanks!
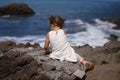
[73,69,85,79]
[41,63,56,71]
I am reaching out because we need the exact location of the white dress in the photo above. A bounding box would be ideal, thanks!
[49,29,83,62]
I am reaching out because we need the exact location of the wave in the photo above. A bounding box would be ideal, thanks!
[66,19,120,47]
[0,19,120,48]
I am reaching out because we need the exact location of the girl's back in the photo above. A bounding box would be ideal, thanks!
[49,29,69,52]
[49,29,78,62]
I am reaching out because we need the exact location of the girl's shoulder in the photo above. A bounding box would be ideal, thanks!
[48,30,55,35]
[60,29,67,35]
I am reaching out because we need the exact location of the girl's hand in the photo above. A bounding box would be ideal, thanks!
[44,48,50,54]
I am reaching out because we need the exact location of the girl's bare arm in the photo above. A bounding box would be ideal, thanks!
[44,33,50,54]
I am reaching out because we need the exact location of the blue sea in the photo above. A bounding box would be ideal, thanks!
[0,0,120,47]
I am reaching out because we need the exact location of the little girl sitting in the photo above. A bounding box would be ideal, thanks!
[44,16,94,70]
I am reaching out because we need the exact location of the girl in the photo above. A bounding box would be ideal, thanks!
[44,16,94,70]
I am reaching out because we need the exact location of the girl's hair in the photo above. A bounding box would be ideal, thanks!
[49,16,66,28]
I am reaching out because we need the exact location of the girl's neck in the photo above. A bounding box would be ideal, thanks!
[51,26,60,31]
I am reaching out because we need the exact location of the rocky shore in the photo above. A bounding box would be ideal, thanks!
[0,41,120,80]
[105,18,120,30]
[103,18,120,41]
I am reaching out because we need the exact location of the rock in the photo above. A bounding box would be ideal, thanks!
[0,41,16,52]
[45,71,63,80]
[73,69,85,79]
[1,41,120,80]
[25,42,33,48]
[116,50,120,63]
[91,56,108,65]
[25,42,41,48]
[17,43,26,48]
[106,18,120,30]
[0,51,4,57]
[17,42,41,48]
[0,55,16,79]
[0,50,38,80]
[109,34,118,41]
[86,64,120,80]
[0,3,35,16]
[104,41,120,53]
[5,50,20,58]
[73,45,94,60]
[32,43,40,48]
[37,72,51,80]
[61,75,76,80]
[41,63,56,71]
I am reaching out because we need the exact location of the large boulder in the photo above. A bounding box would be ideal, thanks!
[0,3,35,16]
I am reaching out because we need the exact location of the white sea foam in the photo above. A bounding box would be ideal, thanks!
[1,15,11,18]
[66,19,120,48]
[0,19,120,48]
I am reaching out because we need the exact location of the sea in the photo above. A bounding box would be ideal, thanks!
[0,0,120,48]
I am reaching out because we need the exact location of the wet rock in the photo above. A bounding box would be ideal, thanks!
[109,34,118,41]
[106,18,120,30]
[0,3,35,16]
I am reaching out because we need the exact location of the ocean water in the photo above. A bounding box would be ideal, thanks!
[0,0,120,48]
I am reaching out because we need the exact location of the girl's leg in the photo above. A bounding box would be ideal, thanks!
[76,53,84,63]
[76,53,94,70]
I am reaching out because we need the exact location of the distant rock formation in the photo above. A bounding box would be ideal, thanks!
[0,3,35,16]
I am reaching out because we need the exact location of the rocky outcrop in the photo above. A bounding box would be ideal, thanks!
[0,41,120,80]
[0,50,38,80]
[0,41,40,52]
[74,41,120,80]
[103,18,120,30]
[0,3,35,16]
[0,41,40,80]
